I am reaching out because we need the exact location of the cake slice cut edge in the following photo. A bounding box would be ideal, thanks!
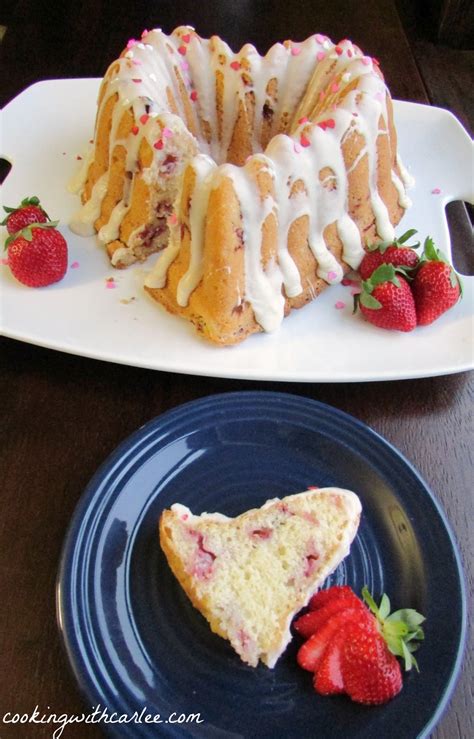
[159,487,362,668]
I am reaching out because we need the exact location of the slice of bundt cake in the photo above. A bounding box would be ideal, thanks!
[70,27,413,343]
[159,487,361,668]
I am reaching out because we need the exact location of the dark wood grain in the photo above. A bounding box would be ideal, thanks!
[0,2,472,738]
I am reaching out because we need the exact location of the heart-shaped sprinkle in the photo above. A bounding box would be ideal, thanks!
[347,49,353,58]
[71,261,80,269]
[182,33,191,43]
[141,29,149,38]
[127,39,138,49]
[132,78,142,84]
[328,271,338,281]
[181,60,189,71]
[315,34,325,44]
[132,58,142,66]
[230,61,241,70]
[431,187,441,194]
[335,46,343,56]
[331,82,340,93]
[140,114,149,125]
[335,300,346,309]
[190,90,198,101]
[300,134,311,147]
[162,127,173,138]
[131,125,139,135]
[178,45,187,55]
[291,46,301,56]
[361,56,371,65]
[316,51,326,61]
[154,139,164,150]
[167,213,178,226]
[298,116,309,125]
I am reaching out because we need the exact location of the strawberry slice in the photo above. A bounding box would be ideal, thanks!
[308,585,361,611]
[313,624,349,695]
[297,607,368,671]
[294,594,365,639]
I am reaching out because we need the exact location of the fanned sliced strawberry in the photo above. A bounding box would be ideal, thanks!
[313,624,349,695]
[294,595,365,639]
[309,585,361,611]
[297,607,368,671]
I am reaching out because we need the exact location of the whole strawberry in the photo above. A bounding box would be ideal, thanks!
[412,238,462,325]
[359,229,420,280]
[2,196,49,235]
[6,223,67,287]
[355,263,417,332]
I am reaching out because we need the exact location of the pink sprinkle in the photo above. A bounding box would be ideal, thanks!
[315,34,325,44]
[132,78,142,84]
[132,59,142,67]
[1,258,9,266]
[316,51,326,61]
[300,134,311,147]
[167,213,178,226]
[326,118,336,128]
[162,127,173,138]
[190,90,198,101]
[328,270,338,281]
[291,45,302,56]
[131,125,139,136]
[106,278,116,289]
[140,114,149,125]
[431,187,441,194]
[342,277,359,287]
[141,29,149,38]
[154,139,164,150]
[335,300,346,309]
[178,45,187,56]
[293,141,302,153]
[71,261,80,269]
[331,82,340,93]
[361,56,372,66]
[307,485,319,490]
[181,60,189,71]
[335,46,343,56]
[347,49,353,58]
[182,33,191,43]
[230,60,241,70]
[127,39,138,49]
[298,116,309,124]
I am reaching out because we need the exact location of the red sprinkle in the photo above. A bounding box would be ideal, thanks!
[131,125,139,136]
[431,187,441,194]
[178,45,187,56]
[318,118,335,130]
[300,134,311,147]
[298,116,309,125]
[190,90,198,101]
[331,82,340,93]
[307,485,319,490]
[182,33,191,43]
[154,139,164,149]
[140,114,150,125]
[132,78,142,84]
[335,46,343,55]
[230,60,241,70]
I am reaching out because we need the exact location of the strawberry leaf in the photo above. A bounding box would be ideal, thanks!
[360,292,382,310]
[379,593,391,620]
[396,228,418,245]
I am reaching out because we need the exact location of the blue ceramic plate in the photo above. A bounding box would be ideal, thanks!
[57,392,466,738]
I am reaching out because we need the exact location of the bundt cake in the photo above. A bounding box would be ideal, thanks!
[159,487,362,668]
[70,26,413,344]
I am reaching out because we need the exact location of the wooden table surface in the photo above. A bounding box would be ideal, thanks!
[0,1,472,737]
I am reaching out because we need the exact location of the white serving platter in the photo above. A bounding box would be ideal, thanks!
[1,78,473,381]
